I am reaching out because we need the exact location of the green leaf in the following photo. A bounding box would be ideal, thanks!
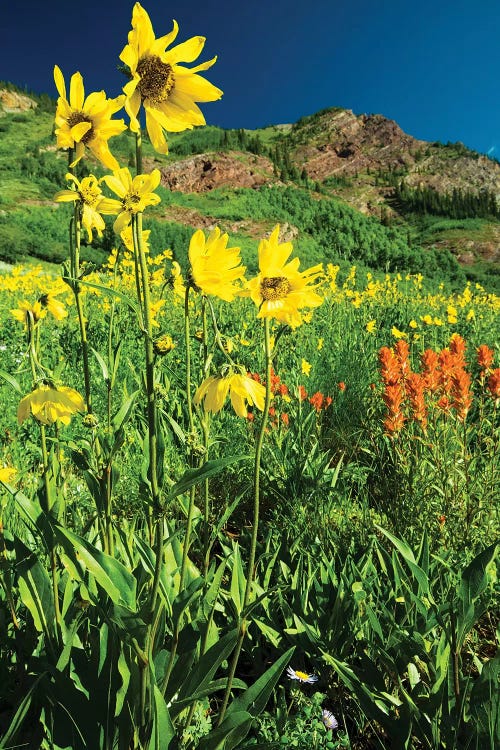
[150,684,176,750]
[375,525,416,564]
[228,646,295,718]
[177,628,239,702]
[78,278,140,314]
[166,456,249,502]
[54,526,137,609]
[0,368,22,394]
[0,673,47,749]
[15,537,55,641]
[91,347,109,383]
[197,710,254,750]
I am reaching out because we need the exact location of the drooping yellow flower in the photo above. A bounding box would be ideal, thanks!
[39,292,67,321]
[11,300,46,327]
[194,371,266,418]
[53,66,126,170]
[189,228,246,301]
[365,319,377,334]
[18,385,85,426]
[119,2,223,154]
[244,226,323,328]
[54,174,106,242]
[100,167,161,233]
[170,261,186,300]
[120,225,151,253]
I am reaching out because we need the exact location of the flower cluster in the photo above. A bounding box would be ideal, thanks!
[378,334,498,436]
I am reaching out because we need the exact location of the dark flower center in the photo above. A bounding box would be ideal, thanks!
[261,276,291,301]
[123,193,142,213]
[137,55,175,105]
[67,112,94,144]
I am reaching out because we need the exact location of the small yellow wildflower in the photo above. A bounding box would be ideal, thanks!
[391,327,407,339]
[153,334,175,355]
[317,337,324,351]
[421,314,434,325]
[466,308,475,321]
[0,467,17,484]
[301,359,312,376]
[409,319,418,329]
[365,319,377,334]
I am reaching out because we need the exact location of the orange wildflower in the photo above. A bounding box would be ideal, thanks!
[298,385,308,401]
[421,349,440,393]
[338,381,346,392]
[487,368,500,404]
[451,369,472,421]
[378,346,401,386]
[406,373,427,430]
[477,344,494,370]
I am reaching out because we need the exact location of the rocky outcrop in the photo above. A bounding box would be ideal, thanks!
[292,110,426,180]
[155,152,275,193]
[0,90,37,113]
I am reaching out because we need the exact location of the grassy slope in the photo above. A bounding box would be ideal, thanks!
[0,100,499,291]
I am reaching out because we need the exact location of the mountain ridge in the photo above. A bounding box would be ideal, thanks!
[0,82,499,289]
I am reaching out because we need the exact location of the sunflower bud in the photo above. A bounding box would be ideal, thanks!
[153,334,176,356]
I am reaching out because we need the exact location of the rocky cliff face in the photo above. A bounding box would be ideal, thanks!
[0,90,38,113]
[154,152,275,193]
[292,110,427,179]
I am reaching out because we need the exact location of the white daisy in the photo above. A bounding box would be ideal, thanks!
[322,709,339,730]
[286,666,318,684]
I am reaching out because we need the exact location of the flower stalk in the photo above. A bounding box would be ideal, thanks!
[217,317,273,724]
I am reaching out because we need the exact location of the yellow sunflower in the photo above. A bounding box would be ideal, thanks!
[119,2,223,154]
[18,385,85,426]
[244,226,324,328]
[194,371,266,418]
[189,227,246,301]
[100,167,161,233]
[54,173,106,242]
[53,66,126,170]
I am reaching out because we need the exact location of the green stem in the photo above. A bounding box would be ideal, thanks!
[67,151,92,413]
[217,318,273,725]
[161,285,197,696]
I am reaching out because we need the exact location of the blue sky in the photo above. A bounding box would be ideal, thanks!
[2,0,499,156]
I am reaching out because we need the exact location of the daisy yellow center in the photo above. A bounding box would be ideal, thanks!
[67,112,94,144]
[137,56,175,105]
[80,182,101,208]
[122,193,142,213]
[261,276,291,301]
[295,671,310,680]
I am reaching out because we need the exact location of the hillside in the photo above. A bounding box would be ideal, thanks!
[0,84,499,290]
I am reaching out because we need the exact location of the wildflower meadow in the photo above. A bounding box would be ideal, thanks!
[0,4,498,749]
